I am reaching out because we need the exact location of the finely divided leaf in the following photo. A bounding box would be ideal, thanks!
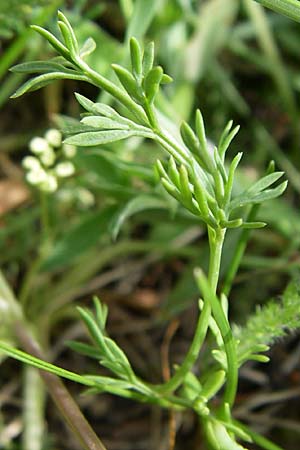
[75,92,95,112]
[0,341,97,388]
[10,61,76,74]
[229,181,288,211]
[30,25,72,63]
[247,172,284,194]
[75,93,136,127]
[235,277,300,365]
[143,66,163,103]
[67,341,103,359]
[81,116,130,130]
[64,129,141,146]
[11,72,88,98]
[112,64,141,100]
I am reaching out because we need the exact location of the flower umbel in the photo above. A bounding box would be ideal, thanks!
[23,128,76,193]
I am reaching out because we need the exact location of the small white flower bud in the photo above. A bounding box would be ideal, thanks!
[22,156,41,171]
[29,137,51,155]
[55,162,75,178]
[26,168,48,185]
[57,189,74,203]
[77,188,95,207]
[44,129,62,147]
[40,148,56,167]
[40,174,58,193]
[62,143,77,158]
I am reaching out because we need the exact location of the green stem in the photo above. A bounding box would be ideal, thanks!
[75,57,148,125]
[156,227,225,395]
[208,229,239,407]
[143,99,159,130]
[195,264,238,410]
[207,227,225,293]
[23,365,46,450]
[156,300,211,394]
[79,61,190,167]
[232,420,284,450]
[155,134,188,165]
[0,270,107,450]
[214,311,238,409]
[14,325,108,450]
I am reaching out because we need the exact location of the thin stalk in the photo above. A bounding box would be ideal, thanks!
[232,419,284,450]
[207,227,225,293]
[195,264,238,410]
[0,269,107,450]
[207,228,238,408]
[23,365,46,450]
[15,323,108,450]
[143,99,160,130]
[211,299,238,408]
[155,134,188,165]
[156,227,225,395]
[74,57,148,125]
[155,300,211,394]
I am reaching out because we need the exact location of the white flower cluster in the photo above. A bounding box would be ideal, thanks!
[23,129,77,193]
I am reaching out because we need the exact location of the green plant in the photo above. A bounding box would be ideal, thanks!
[1,7,300,450]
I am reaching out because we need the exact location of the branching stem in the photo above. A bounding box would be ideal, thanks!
[14,323,108,450]
[74,57,148,125]
[156,227,225,395]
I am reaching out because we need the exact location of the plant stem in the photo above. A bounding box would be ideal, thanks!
[143,99,159,130]
[0,269,107,450]
[156,300,211,394]
[14,323,108,450]
[23,365,46,450]
[208,228,239,408]
[155,134,188,165]
[156,227,225,395]
[207,227,225,294]
[195,266,238,410]
[75,57,148,125]
[232,420,284,450]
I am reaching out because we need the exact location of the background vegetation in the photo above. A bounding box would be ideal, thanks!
[1,1,300,449]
